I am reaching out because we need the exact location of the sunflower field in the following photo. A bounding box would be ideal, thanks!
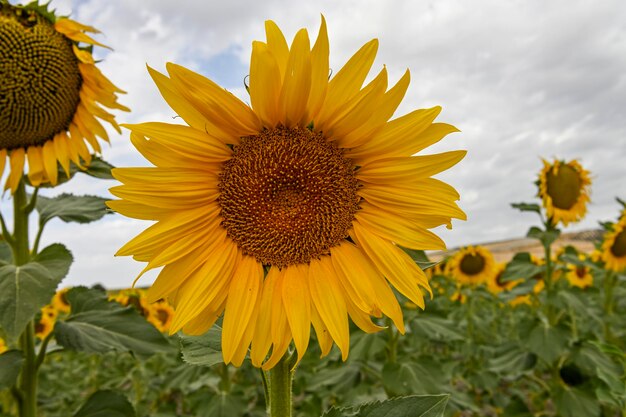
[1,0,625,416]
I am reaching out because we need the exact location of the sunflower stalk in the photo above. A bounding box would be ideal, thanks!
[12,179,39,417]
[264,351,296,417]
[602,270,616,342]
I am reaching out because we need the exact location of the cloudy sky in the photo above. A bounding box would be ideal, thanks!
[7,0,625,288]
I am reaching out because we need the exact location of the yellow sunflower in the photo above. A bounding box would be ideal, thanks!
[565,263,593,289]
[35,313,54,340]
[147,301,175,333]
[447,246,495,286]
[109,17,465,369]
[52,287,71,313]
[0,2,128,192]
[538,159,591,226]
[0,337,7,354]
[450,290,467,304]
[486,262,520,294]
[601,213,626,272]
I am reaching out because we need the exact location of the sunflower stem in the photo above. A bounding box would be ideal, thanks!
[265,351,295,417]
[13,179,38,417]
[602,270,616,342]
[541,223,558,327]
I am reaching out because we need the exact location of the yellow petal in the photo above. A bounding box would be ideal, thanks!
[106,200,170,221]
[26,146,45,187]
[222,256,263,365]
[265,20,290,79]
[0,149,6,179]
[52,132,71,177]
[250,267,280,367]
[249,41,281,127]
[42,140,59,185]
[310,303,333,357]
[6,148,25,192]
[279,29,312,127]
[308,258,349,360]
[357,151,467,184]
[282,264,311,365]
[304,15,329,123]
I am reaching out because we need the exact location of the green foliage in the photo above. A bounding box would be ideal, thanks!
[511,202,542,214]
[54,287,173,357]
[179,327,223,367]
[0,244,72,340]
[36,194,110,227]
[527,226,560,246]
[322,394,449,417]
[0,350,23,389]
[73,390,136,417]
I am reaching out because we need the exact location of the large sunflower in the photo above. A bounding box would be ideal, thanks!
[110,18,465,369]
[538,159,591,226]
[0,1,128,192]
[601,212,626,272]
[447,246,495,286]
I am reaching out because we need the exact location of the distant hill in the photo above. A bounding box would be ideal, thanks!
[429,229,602,262]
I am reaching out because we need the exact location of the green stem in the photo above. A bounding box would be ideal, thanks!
[264,351,295,417]
[603,270,616,342]
[542,225,557,326]
[385,318,398,364]
[13,179,37,417]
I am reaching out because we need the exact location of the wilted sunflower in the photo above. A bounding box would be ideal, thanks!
[0,1,128,192]
[447,246,495,286]
[601,211,626,272]
[35,313,54,339]
[538,159,591,226]
[110,17,465,369]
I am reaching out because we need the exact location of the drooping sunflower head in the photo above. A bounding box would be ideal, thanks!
[109,17,466,369]
[601,211,626,272]
[0,1,128,192]
[538,159,591,227]
[35,312,55,340]
[447,246,495,286]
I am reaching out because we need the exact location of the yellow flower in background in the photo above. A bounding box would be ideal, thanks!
[450,290,467,304]
[41,304,58,321]
[0,2,128,192]
[0,337,7,354]
[52,287,71,313]
[147,301,175,333]
[486,263,520,294]
[35,313,54,340]
[565,263,593,289]
[601,213,626,272]
[110,17,465,369]
[447,246,495,286]
[538,159,591,227]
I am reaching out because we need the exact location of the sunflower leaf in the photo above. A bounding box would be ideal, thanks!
[0,244,72,341]
[0,350,24,389]
[511,202,542,214]
[54,287,173,357]
[527,226,560,247]
[321,394,449,417]
[82,156,116,180]
[73,389,136,417]
[179,327,223,367]
[36,193,110,227]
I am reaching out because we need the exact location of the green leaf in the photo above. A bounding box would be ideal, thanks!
[73,390,136,417]
[500,252,543,283]
[527,226,560,246]
[0,350,24,389]
[179,327,223,367]
[488,345,537,376]
[511,202,541,214]
[82,156,115,180]
[55,287,173,357]
[554,387,600,417]
[197,392,245,417]
[527,323,569,364]
[411,316,464,342]
[0,240,12,265]
[0,244,73,340]
[382,362,445,396]
[36,193,110,227]
[322,394,449,417]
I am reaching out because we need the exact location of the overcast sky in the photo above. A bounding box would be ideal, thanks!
[6,0,625,288]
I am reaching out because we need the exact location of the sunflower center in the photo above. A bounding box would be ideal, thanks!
[155,308,170,325]
[610,230,626,257]
[0,5,82,150]
[218,126,360,268]
[575,266,587,279]
[546,164,581,210]
[459,253,485,275]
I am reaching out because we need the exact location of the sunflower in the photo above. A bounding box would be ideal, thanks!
[486,262,520,294]
[35,313,54,340]
[450,290,467,304]
[601,213,626,272]
[147,301,175,333]
[447,246,495,286]
[0,337,7,354]
[0,2,128,192]
[538,159,591,226]
[109,17,465,369]
[52,287,71,313]
[565,263,593,289]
